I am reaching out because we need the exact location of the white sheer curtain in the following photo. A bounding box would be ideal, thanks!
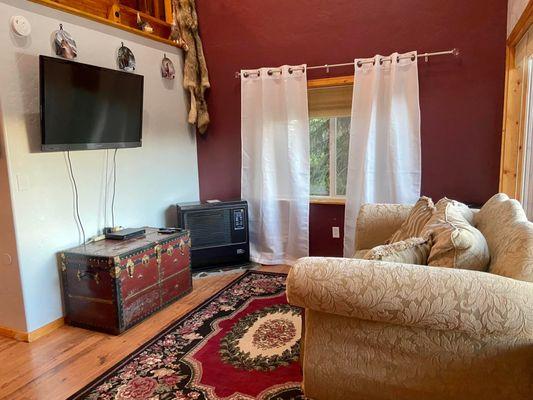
[344,52,422,257]
[241,65,310,265]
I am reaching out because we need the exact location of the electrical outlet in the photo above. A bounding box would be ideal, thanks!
[332,226,340,238]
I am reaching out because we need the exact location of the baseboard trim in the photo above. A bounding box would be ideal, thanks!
[0,325,28,341]
[0,317,64,342]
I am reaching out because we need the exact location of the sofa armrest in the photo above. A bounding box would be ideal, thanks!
[287,257,533,338]
[355,203,412,250]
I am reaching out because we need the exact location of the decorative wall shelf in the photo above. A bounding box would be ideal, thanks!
[29,0,184,49]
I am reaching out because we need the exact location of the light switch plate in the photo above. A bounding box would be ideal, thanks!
[332,226,340,238]
[16,174,29,192]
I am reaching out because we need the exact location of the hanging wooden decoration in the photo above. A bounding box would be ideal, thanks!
[54,24,77,59]
[161,54,175,80]
[117,42,136,72]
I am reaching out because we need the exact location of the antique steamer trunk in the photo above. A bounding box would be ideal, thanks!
[59,228,192,334]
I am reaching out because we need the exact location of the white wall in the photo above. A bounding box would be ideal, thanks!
[508,0,529,36]
[0,0,199,332]
[0,104,27,332]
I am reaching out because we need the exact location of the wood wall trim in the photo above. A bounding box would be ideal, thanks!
[310,196,346,205]
[500,2,533,199]
[508,0,533,47]
[307,75,353,88]
[28,0,183,48]
[0,318,64,342]
[500,47,520,197]
[0,325,29,342]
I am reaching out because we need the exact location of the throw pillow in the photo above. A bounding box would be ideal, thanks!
[475,193,533,281]
[437,197,475,225]
[388,196,435,243]
[421,199,490,271]
[364,237,431,265]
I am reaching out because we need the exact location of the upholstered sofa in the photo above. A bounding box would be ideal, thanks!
[287,194,533,400]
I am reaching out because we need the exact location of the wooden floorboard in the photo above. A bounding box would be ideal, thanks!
[0,265,290,400]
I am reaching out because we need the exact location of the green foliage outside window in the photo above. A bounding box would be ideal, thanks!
[309,118,330,196]
[309,116,351,197]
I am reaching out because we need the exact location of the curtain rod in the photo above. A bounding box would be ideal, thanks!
[235,48,459,78]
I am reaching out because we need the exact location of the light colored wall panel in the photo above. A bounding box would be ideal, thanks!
[0,0,199,332]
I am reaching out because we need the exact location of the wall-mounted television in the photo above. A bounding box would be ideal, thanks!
[40,55,144,151]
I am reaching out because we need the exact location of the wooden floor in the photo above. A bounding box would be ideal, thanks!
[0,265,290,400]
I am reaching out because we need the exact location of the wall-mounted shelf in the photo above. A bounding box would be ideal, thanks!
[28,0,184,49]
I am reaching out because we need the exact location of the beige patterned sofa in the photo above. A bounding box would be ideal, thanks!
[287,194,533,400]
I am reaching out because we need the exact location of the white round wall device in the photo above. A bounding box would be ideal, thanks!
[11,15,31,37]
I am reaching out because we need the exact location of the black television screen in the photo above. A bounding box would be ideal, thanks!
[40,55,144,151]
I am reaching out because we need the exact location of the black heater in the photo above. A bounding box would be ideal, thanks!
[176,200,250,270]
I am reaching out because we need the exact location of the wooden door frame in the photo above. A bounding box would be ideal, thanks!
[500,1,533,199]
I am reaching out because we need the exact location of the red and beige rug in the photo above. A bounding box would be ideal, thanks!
[69,271,303,400]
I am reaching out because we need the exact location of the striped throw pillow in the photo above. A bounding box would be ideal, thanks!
[388,197,435,243]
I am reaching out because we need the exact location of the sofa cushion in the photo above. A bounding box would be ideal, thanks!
[388,197,435,243]
[363,237,431,265]
[422,198,490,271]
[475,193,533,282]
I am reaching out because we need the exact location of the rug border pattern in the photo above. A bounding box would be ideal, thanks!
[67,270,289,400]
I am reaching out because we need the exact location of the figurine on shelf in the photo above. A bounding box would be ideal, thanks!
[117,42,135,72]
[161,54,175,80]
[54,24,77,59]
[136,12,153,33]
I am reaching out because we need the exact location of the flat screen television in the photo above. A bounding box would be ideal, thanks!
[40,55,144,151]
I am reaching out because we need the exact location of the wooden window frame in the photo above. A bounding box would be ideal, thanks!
[500,2,533,200]
[308,76,353,205]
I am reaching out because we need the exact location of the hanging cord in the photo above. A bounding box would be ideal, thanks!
[103,149,109,227]
[111,148,118,228]
[66,151,86,245]
[65,152,81,244]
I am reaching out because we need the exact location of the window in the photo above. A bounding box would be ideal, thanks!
[309,116,350,196]
[308,80,353,199]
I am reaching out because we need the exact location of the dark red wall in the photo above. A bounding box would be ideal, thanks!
[194,0,507,256]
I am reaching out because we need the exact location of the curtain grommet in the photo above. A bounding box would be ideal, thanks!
[288,68,293,74]
[268,69,273,76]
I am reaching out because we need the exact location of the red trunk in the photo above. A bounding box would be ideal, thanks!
[59,228,192,334]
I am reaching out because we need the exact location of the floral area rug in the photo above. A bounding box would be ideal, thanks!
[69,271,303,400]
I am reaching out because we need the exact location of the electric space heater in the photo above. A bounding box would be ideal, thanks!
[176,200,250,270]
